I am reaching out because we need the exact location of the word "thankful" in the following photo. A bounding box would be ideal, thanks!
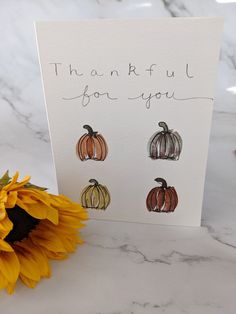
[50,62,194,79]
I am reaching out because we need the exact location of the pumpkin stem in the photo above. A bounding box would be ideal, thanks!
[89,179,99,186]
[158,121,169,132]
[154,178,168,188]
[83,125,97,136]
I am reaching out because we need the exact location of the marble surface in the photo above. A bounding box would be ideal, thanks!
[0,0,236,313]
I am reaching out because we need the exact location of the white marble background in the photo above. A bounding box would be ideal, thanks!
[0,0,236,313]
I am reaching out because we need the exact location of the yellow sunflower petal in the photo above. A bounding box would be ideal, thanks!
[20,274,37,289]
[50,195,88,215]
[0,216,13,239]
[31,248,51,278]
[0,271,8,290]
[0,191,7,221]
[16,198,58,225]
[2,172,19,191]
[49,194,72,207]
[0,239,13,252]
[6,282,16,294]
[9,176,31,191]
[0,207,6,221]
[58,215,85,228]
[76,235,84,244]
[5,191,18,208]
[39,221,82,253]
[16,193,38,205]
[43,250,67,260]
[56,233,77,253]
[3,173,31,192]
[18,189,54,207]
[13,246,41,282]
[17,189,59,224]
[59,205,88,219]
[15,239,51,278]
[17,189,47,203]
[0,190,8,202]
[0,251,20,284]
[30,228,66,253]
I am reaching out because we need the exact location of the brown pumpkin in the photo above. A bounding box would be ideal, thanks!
[146,178,178,213]
[148,122,182,160]
[77,125,108,161]
[81,179,111,210]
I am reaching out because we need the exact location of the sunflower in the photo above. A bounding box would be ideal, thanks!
[0,171,88,294]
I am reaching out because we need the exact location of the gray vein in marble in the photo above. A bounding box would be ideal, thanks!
[221,40,236,70]
[96,300,173,314]
[0,69,49,143]
[162,250,213,265]
[120,244,171,264]
[196,300,223,310]
[161,0,236,73]
[205,224,236,249]
[162,0,191,17]
[132,300,173,309]
[2,95,31,125]
[97,312,121,314]
[86,241,171,264]
[86,237,216,266]
[214,110,236,116]
[1,95,49,143]
[0,142,16,150]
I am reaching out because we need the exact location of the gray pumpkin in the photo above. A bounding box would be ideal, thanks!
[148,122,182,160]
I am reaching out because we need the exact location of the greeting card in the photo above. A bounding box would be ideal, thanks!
[36,18,222,226]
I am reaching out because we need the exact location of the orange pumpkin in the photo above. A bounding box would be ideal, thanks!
[146,178,178,213]
[77,125,108,161]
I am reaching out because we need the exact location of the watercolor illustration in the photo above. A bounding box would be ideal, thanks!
[148,121,182,160]
[81,179,111,210]
[76,125,108,161]
[146,178,178,213]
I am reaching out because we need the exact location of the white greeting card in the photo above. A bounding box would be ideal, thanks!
[36,18,222,226]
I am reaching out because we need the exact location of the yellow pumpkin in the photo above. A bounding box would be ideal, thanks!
[81,179,110,210]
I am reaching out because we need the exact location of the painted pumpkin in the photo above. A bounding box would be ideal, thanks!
[81,179,111,210]
[146,178,178,213]
[148,122,182,160]
[77,125,108,161]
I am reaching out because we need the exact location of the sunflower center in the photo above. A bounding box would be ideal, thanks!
[5,205,40,243]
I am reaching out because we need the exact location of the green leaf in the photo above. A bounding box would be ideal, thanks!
[24,182,48,191]
[0,170,11,188]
